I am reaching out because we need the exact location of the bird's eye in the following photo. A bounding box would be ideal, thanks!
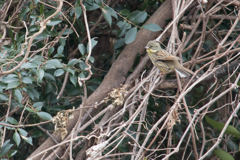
[150,45,153,48]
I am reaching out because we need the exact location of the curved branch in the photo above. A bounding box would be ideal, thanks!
[79,0,92,82]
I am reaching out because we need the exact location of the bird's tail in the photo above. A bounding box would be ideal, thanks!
[175,68,194,78]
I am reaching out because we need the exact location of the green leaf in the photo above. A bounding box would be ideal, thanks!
[1,77,19,83]
[68,59,80,67]
[57,45,64,55]
[5,74,17,78]
[89,56,95,63]
[44,9,56,18]
[13,132,21,147]
[44,73,56,81]
[25,107,35,113]
[125,27,137,44]
[141,0,149,10]
[8,150,17,158]
[85,3,100,11]
[114,38,125,49]
[18,128,28,137]
[213,149,234,160]
[85,0,94,5]
[13,89,22,103]
[2,44,11,51]
[87,37,98,53]
[36,68,44,81]
[16,34,25,43]
[49,105,65,111]
[54,69,65,77]
[75,6,82,18]
[70,74,77,86]
[9,28,14,41]
[0,94,8,101]
[79,60,87,70]
[46,18,62,26]
[37,112,52,120]
[65,67,75,75]
[6,81,20,90]
[32,102,44,108]
[0,121,13,130]
[90,78,102,84]
[48,47,54,55]
[118,27,127,37]
[30,56,43,65]
[19,8,30,19]
[62,28,73,35]
[95,0,102,5]
[22,77,32,84]
[102,7,112,27]
[45,83,53,94]
[59,38,66,46]
[142,23,162,32]
[205,116,240,137]
[87,85,97,91]
[106,7,118,19]
[27,87,39,99]
[1,140,13,157]
[43,63,56,69]
[31,130,43,138]
[128,11,147,24]
[25,88,34,100]
[0,84,7,90]
[117,21,131,30]
[78,44,85,55]
[28,25,39,32]
[34,0,40,4]
[120,9,130,16]
[6,117,18,125]
[35,29,50,40]
[54,53,64,58]
[30,14,37,19]
[117,21,131,37]
[21,136,33,145]
[40,4,44,15]
[46,59,63,68]
[79,72,85,78]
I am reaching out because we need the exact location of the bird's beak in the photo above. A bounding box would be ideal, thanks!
[145,45,149,49]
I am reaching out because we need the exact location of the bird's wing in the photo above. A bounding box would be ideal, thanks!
[155,49,179,60]
[155,61,171,72]
[161,55,179,60]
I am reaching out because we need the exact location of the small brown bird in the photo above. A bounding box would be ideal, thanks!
[145,41,194,78]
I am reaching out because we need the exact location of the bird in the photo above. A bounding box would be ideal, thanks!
[145,41,194,78]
